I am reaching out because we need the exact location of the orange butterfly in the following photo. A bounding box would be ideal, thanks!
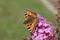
[24,9,37,32]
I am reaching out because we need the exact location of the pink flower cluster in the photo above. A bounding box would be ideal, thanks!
[30,14,56,40]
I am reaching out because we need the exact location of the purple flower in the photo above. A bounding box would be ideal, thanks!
[30,14,56,40]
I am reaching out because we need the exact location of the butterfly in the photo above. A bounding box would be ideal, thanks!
[24,9,37,32]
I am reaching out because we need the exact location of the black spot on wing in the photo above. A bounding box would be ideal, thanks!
[27,27,30,29]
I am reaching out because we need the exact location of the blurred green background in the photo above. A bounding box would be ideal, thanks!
[0,0,56,40]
